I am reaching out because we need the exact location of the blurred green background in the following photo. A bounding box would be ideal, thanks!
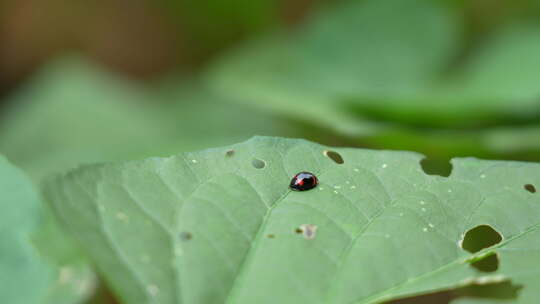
[2,0,540,302]
[3,0,540,179]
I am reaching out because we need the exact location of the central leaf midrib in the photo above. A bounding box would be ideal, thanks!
[223,189,292,304]
[353,221,540,304]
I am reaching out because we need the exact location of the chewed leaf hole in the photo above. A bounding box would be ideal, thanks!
[471,253,499,272]
[251,158,266,169]
[179,232,192,241]
[420,157,452,177]
[524,184,536,193]
[323,150,344,164]
[226,150,235,157]
[461,225,502,253]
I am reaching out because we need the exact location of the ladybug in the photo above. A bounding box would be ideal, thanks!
[289,172,318,191]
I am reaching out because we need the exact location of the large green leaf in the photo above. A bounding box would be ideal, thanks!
[44,137,540,303]
[0,155,95,304]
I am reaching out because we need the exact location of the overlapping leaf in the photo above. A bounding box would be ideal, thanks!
[0,156,95,304]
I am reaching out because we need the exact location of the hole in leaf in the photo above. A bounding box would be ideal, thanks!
[461,225,502,253]
[524,184,536,193]
[470,253,499,272]
[226,150,235,157]
[420,157,452,177]
[179,232,192,241]
[323,150,344,164]
[385,281,521,304]
[251,158,266,169]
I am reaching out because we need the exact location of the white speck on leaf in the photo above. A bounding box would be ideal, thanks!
[298,224,318,240]
[174,245,183,256]
[75,278,95,295]
[382,164,388,168]
[420,200,426,205]
[428,223,435,228]
[354,168,359,172]
[423,227,428,232]
[421,208,426,212]
[191,159,198,163]
[350,185,356,189]
[58,267,73,284]
[147,284,159,296]
[473,274,506,285]
[116,212,129,222]
[480,174,486,179]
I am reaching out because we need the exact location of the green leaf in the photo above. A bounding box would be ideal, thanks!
[0,155,95,304]
[44,137,540,303]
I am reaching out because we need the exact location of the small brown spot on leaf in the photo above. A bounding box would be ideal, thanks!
[180,232,192,241]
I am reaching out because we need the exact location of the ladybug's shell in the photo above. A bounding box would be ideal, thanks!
[289,172,318,191]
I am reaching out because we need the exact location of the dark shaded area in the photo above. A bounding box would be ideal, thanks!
[346,101,540,130]
[471,253,499,272]
[462,225,503,253]
[386,281,522,304]
[86,277,120,304]
[420,158,453,177]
